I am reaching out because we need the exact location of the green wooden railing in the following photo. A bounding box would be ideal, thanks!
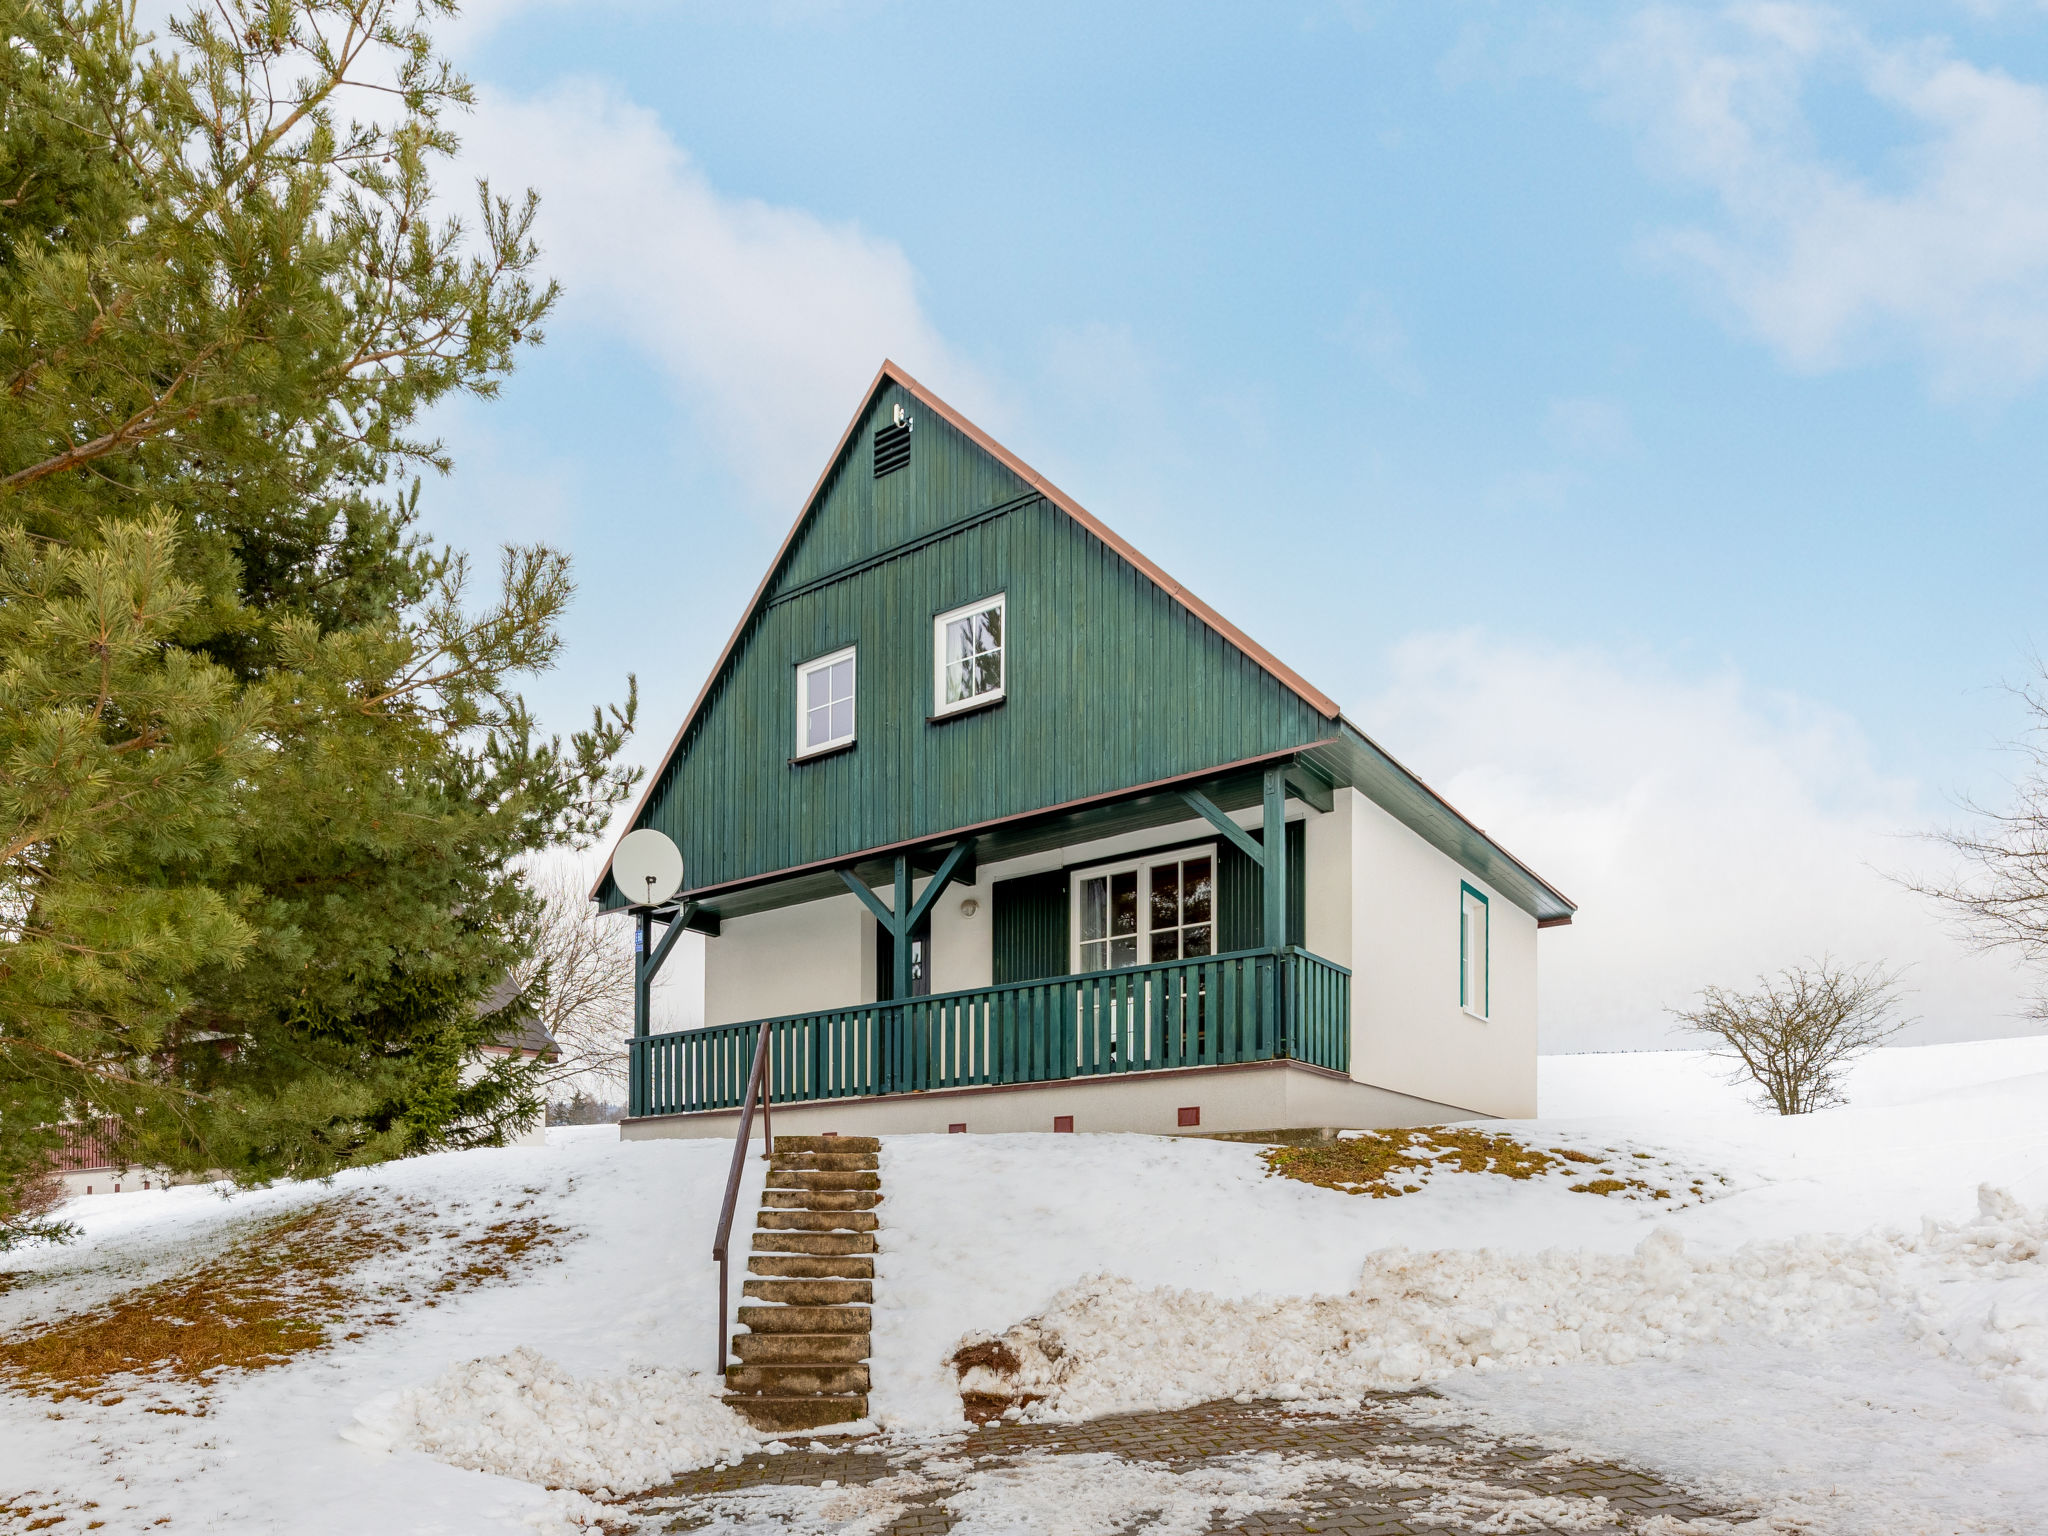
[628,945,1350,1118]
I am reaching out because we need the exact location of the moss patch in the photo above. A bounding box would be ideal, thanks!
[1261,1128,1700,1204]
[0,1194,567,1402]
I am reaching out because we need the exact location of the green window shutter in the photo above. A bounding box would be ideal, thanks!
[1217,820,1306,951]
[992,870,1068,983]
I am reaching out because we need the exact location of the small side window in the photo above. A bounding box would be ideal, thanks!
[934,593,1005,715]
[1460,883,1489,1018]
[796,646,856,757]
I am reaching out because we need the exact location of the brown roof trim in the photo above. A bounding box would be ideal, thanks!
[641,741,1331,909]
[886,362,1342,719]
[1537,916,1574,929]
[593,359,1340,900]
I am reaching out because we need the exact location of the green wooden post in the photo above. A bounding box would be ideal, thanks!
[633,912,652,1038]
[1262,765,1287,951]
[892,854,912,1003]
[1263,766,1287,1054]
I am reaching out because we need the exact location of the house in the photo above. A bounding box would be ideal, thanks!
[472,975,561,1149]
[45,1123,161,1199]
[598,362,1573,1140]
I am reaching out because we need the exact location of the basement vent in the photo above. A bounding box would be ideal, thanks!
[873,411,913,478]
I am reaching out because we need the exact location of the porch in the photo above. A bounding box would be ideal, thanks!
[627,943,1350,1119]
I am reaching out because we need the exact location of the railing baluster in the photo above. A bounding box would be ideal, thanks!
[629,946,1356,1115]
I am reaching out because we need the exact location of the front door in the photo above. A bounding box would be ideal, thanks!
[1071,847,1216,1067]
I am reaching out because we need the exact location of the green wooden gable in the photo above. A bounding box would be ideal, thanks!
[604,366,1339,909]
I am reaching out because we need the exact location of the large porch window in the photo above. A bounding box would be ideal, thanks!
[1071,846,1214,973]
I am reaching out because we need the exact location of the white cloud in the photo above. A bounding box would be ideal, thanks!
[459,79,987,510]
[1602,4,2048,392]
[1353,631,2033,1051]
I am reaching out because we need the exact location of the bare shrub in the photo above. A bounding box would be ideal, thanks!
[1671,959,1907,1115]
[0,1171,75,1253]
[1912,674,2048,1023]
[513,864,634,1091]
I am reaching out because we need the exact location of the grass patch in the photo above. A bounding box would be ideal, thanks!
[1262,1127,1697,1204]
[0,1194,567,1402]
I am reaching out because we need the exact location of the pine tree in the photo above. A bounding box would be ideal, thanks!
[1,0,639,1232]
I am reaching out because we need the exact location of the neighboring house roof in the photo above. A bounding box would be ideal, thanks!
[48,1124,119,1174]
[476,975,560,1059]
[596,360,1575,923]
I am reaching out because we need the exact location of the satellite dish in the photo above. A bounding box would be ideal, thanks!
[612,828,684,909]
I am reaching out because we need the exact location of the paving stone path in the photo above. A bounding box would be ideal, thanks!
[627,1393,1742,1535]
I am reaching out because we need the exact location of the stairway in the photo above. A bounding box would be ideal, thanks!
[722,1134,879,1433]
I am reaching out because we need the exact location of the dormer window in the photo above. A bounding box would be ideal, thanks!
[934,594,1005,715]
[796,646,856,757]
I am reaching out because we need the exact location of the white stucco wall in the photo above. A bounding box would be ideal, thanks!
[705,892,875,1026]
[1343,787,1539,1117]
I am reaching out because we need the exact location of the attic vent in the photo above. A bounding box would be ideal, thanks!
[873,409,913,478]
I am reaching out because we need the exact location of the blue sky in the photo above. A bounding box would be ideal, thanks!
[419,2,2048,1048]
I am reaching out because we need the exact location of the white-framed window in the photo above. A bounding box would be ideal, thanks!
[1071,845,1215,973]
[933,593,1005,715]
[1460,882,1489,1018]
[796,646,856,757]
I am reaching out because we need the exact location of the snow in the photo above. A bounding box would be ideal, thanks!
[4,1038,2047,1532]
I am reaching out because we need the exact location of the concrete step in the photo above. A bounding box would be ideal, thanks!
[722,1393,868,1433]
[752,1230,877,1256]
[725,1362,871,1396]
[763,1189,882,1212]
[767,1169,881,1192]
[774,1135,880,1154]
[730,1331,870,1365]
[770,1151,879,1173]
[748,1254,874,1279]
[756,1209,878,1233]
[738,1304,871,1335]
[743,1277,873,1306]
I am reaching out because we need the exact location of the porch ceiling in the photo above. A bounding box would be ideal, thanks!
[668,755,1315,924]
[637,727,1577,928]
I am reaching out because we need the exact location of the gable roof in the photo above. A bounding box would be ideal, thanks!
[593,361,1574,922]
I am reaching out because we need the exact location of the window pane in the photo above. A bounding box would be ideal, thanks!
[1081,939,1106,971]
[1149,863,1180,930]
[1080,877,1107,943]
[1110,936,1138,969]
[1111,871,1138,936]
[981,604,1001,647]
[807,667,830,709]
[1183,858,1213,924]
[806,704,831,748]
[974,650,1001,694]
[829,699,853,741]
[1153,930,1179,962]
[1184,924,1212,957]
[947,616,974,665]
[829,658,854,701]
[946,659,973,704]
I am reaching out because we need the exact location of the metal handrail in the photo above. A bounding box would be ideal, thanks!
[710,1015,774,1372]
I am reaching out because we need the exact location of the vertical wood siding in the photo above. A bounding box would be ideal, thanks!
[629,389,1335,897]
[991,870,1069,983]
[1218,821,1306,953]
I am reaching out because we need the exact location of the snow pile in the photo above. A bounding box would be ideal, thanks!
[1899,1185,2048,1411]
[956,1187,2048,1421]
[349,1346,761,1495]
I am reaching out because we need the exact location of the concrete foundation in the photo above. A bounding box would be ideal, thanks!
[618,1060,1484,1142]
